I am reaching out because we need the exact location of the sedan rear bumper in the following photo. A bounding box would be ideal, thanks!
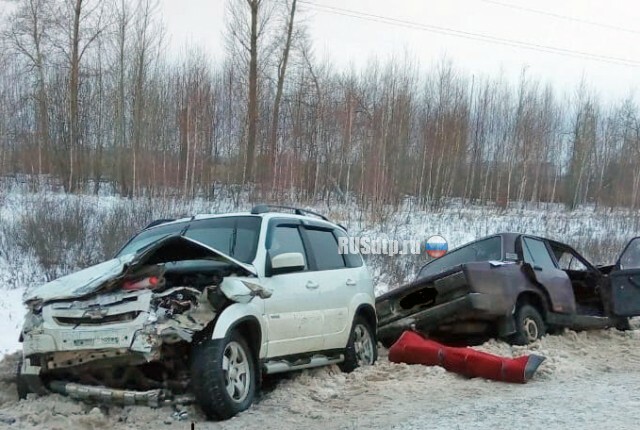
[377,292,501,340]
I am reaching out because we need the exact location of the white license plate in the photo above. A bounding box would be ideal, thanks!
[63,332,124,348]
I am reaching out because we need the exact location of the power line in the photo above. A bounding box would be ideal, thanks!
[297,0,640,68]
[478,0,640,36]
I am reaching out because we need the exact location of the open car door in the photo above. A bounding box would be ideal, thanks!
[610,237,640,316]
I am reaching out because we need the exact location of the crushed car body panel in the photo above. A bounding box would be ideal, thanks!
[19,233,266,404]
[24,235,257,303]
[376,232,636,344]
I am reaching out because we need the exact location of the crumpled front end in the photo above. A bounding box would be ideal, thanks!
[20,284,222,404]
[18,235,264,406]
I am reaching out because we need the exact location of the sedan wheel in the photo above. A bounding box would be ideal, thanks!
[522,316,539,343]
[508,304,546,346]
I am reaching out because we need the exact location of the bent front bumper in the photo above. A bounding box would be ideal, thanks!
[48,381,194,407]
[22,289,157,358]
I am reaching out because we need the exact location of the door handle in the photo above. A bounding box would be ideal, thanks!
[346,279,357,287]
[306,281,319,290]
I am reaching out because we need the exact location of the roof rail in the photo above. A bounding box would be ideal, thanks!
[250,204,330,222]
[143,218,175,229]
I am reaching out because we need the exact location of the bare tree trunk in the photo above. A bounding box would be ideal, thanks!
[245,0,260,183]
[67,0,82,192]
[268,0,297,188]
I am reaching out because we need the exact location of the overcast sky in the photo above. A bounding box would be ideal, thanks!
[161,0,640,100]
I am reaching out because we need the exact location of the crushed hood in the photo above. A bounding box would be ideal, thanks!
[24,235,257,303]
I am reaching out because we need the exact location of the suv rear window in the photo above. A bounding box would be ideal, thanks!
[333,228,363,268]
[305,228,346,271]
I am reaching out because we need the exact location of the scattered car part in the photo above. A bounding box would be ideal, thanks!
[388,330,546,383]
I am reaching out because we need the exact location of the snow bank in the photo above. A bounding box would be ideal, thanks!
[0,289,24,357]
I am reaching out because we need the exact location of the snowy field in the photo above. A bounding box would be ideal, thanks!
[0,188,640,428]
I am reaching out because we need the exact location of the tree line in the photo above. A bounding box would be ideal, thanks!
[0,0,639,209]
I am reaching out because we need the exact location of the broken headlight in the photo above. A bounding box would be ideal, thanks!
[25,298,43,315]
[22,309,44,334]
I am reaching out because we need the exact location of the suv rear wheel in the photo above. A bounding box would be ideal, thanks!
[340,316,377,372]
[191,331,256,420]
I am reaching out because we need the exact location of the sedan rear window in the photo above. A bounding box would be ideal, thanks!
[418,236,502,278]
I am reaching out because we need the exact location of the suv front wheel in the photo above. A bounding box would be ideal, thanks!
[191,331,256,420]
[340,316,377,372]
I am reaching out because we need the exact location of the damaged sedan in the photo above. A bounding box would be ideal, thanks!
[18,206,377,419]
[376,233,640,346]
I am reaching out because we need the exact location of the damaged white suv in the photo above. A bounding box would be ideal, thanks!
[18,205,377,419]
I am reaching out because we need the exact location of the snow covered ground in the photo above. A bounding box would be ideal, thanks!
[0,289,25,357]
[0,324,639,429]
[1,189,640,428]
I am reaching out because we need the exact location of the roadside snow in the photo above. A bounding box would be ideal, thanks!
[0,289,24,357]
[0,325,639,429]
[1,190,640,428]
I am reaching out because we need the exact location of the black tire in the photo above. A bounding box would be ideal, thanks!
[379,335,397,350]
[191,331,257,420]
[508,304,546,345]
[339,316,378,373]
[614,317,631,331]
[16,357,31,400]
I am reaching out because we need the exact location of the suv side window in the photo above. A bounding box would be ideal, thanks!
[333,229,363,268]
[304,228,346,271]
[269,226,308,270]
[522,237,556,271]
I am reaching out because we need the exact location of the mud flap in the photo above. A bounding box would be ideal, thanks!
[18,358,49,396]
[496,315,516,337]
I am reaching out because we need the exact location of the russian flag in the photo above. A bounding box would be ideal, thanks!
[426,235,448,258]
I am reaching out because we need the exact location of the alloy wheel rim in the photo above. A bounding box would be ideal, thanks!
[353,324,375,366]
[523,317,539,342]
[222,341,251,403]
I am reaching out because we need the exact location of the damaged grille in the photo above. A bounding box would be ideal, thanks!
[54,311,142,326]
[45,290,151,330]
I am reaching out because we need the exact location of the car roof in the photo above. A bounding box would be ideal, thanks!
[142,211,341,232]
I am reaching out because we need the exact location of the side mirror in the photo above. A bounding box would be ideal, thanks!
[271,252,305,275]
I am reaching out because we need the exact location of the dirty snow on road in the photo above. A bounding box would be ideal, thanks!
[0,323,639,429]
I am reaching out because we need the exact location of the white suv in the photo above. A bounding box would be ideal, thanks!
[18,205,377,419]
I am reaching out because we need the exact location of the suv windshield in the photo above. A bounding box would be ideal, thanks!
[116,216,262,263]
